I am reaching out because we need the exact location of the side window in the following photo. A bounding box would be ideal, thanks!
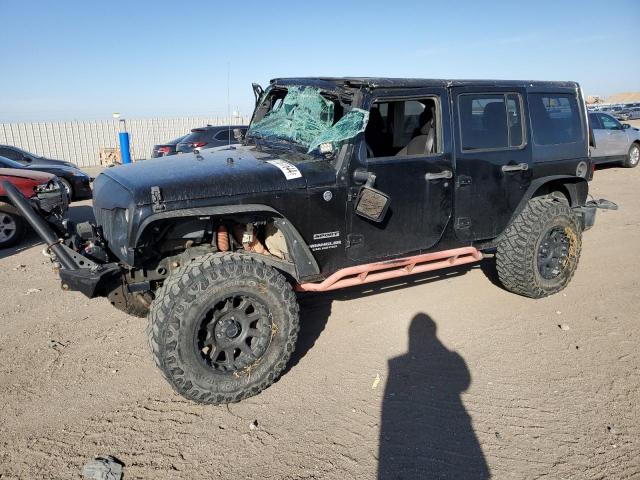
[365,97,439,158]
[529,93,583,145]
[0,147,21,161]
[214,130,231,141]
[598,114,621,131]
[589,112,602,130]
[506,94,523,147]
[458,93,524,151]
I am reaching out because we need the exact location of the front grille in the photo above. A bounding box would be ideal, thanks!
[94,207,115,243]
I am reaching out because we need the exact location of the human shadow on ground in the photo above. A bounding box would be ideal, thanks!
[378,313,490,479]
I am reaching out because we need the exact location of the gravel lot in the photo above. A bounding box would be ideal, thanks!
[1,155,639,479]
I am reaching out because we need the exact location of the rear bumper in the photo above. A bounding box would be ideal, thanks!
[574,198,618,231]
[574,204,597,231]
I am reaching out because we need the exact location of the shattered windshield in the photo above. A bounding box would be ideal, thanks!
[247,86,368,154]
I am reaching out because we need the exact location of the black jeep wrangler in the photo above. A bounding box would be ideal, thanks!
[4,77,608,404]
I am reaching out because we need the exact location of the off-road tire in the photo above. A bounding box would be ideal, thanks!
[148,252,299,404]
[624,143,640,168]
[496,196,582,298]
[0,204,26,249]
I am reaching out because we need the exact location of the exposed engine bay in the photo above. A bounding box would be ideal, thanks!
[60,216,291,315]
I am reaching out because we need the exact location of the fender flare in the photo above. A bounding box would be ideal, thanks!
[511,175,588,223]
[135,204,320,281]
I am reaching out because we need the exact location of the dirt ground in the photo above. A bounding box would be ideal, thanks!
[1,160,639,479]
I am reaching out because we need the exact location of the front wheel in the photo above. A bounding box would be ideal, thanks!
[624,143,640,168]
[148,253,299,404]
[496,196,582,298]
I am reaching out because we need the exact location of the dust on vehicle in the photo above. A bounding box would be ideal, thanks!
[2,77,616,404]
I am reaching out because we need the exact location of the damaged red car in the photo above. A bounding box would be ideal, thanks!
[0,168,68,248]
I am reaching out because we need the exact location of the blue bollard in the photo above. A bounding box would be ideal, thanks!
[119,131,131,164]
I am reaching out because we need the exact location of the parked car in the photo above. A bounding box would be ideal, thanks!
[0,168,68,248]
[589,112,640,167]
[0,156,92,200]
[151,135,187,158]
[176,125,248,154]
[5,77,613,406]
[613,111,631,121]
[626,107,640,120]
[0,144,77,168]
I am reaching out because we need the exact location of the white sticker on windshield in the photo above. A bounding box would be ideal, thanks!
[266,159,302,180]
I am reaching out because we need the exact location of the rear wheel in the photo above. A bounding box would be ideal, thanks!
[0,207,25,249]
[148,253,299,404]
[624,143,640,168]
[496,196,582,298]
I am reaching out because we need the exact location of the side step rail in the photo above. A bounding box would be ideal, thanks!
[296,247,483,292]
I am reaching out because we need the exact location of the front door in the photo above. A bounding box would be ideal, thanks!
[346,88,453,261]
[598,113,628,156]
[452,87,532,241]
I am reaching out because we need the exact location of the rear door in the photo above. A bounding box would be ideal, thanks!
[452,87,531,241]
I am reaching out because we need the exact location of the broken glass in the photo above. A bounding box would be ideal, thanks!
[248,86,369,154]
[306,108,369,153]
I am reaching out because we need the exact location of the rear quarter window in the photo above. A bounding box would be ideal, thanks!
[529,93,583,145]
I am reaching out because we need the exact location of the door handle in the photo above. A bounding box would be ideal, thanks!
[501,163,529,173]
[425,170,452,180]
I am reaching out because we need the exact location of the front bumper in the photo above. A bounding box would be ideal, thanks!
[2,179,120,298]
[59,263,122,298]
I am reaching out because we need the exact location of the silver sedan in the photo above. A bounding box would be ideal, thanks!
[589,112,640,168]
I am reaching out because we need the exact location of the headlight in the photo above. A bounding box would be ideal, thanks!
[34,180,60,193]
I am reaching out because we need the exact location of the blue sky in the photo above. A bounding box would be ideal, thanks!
[1,0,638,122]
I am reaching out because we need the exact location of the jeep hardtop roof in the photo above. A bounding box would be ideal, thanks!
[271,77,579,90]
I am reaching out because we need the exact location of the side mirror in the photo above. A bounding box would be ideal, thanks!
[233,128,244,142]
[354,174,390,222]
[622,123,631,129]
[22,155,31,163]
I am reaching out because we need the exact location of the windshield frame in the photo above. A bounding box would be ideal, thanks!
[246,84,366,159]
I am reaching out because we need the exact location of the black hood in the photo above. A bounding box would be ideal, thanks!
[95,147,308,207]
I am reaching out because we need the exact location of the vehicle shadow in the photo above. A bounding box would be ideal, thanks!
[594,162,624,171]
[0,230,42,261]
[378,313,490,479]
